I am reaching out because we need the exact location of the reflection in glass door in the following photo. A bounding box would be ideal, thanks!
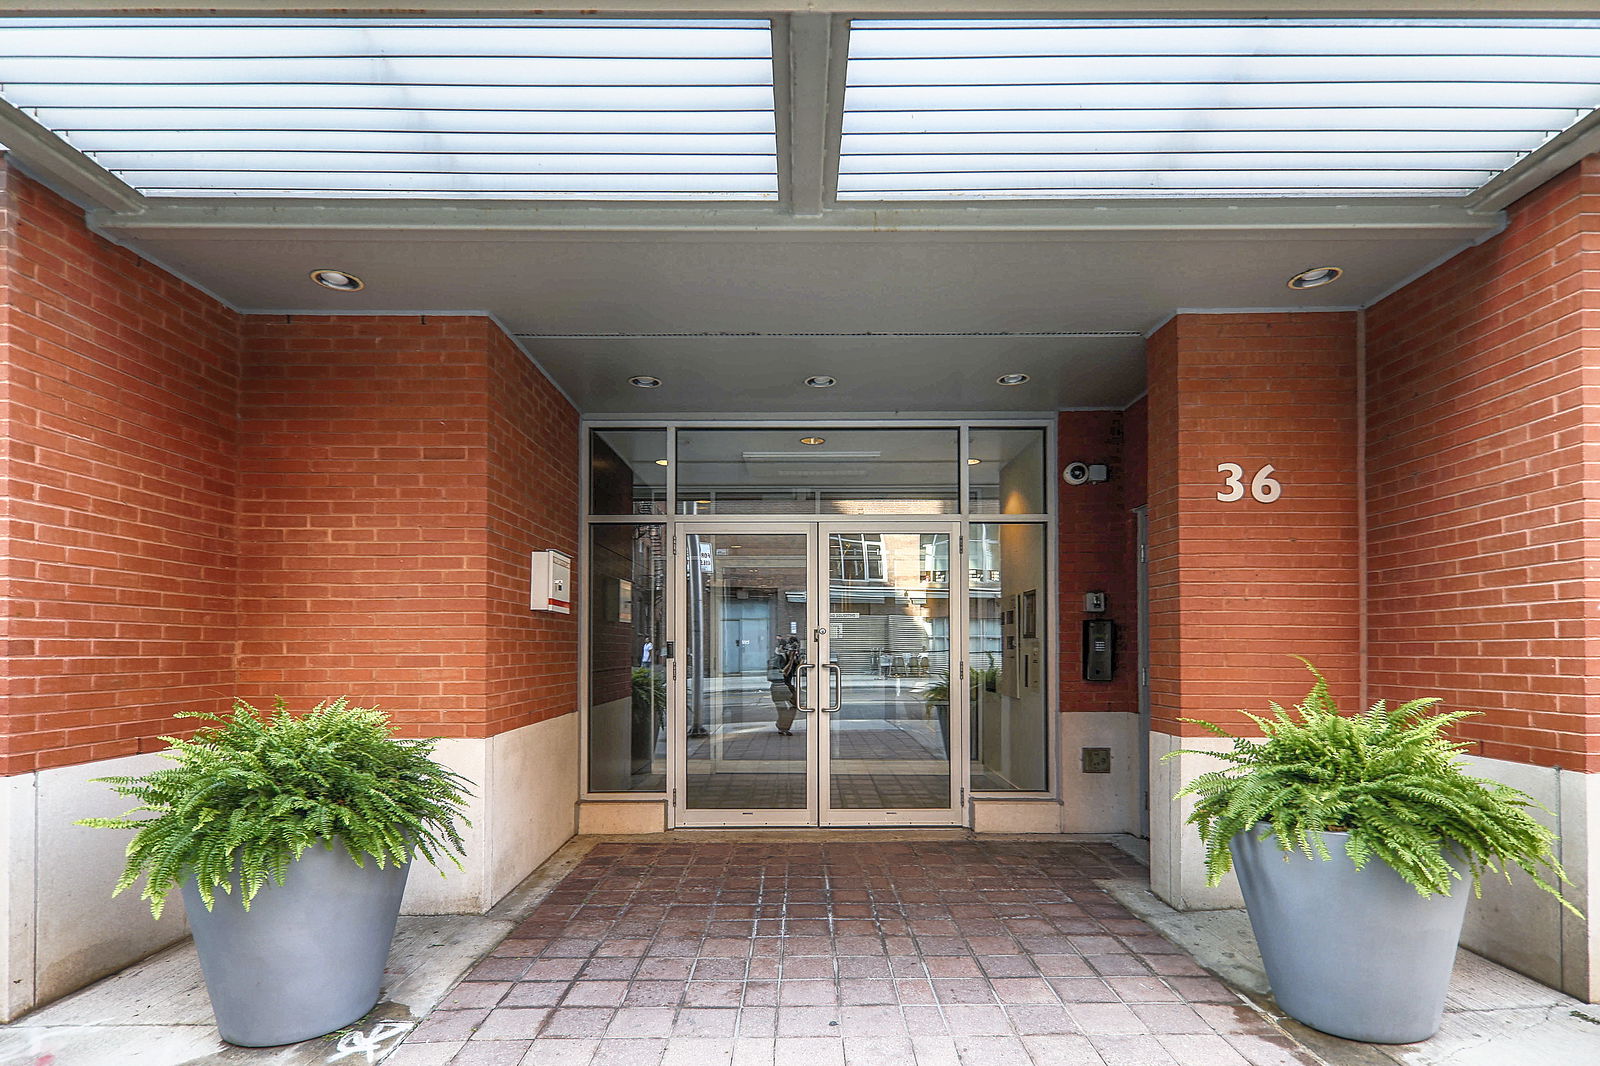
[675,523,963,827]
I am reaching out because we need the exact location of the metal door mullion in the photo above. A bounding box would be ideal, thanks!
[808,521,827,826]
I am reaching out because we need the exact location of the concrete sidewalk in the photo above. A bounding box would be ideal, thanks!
[1,833,1594,1066]
[1107,878,1600,1066]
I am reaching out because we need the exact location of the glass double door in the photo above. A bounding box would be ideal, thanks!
[673,522,964,827]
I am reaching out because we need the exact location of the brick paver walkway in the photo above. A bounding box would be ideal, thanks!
[393,839,1319,1066]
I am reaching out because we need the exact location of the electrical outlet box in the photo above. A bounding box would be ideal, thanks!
[530,549,573,614]
[1082,747,1112,774]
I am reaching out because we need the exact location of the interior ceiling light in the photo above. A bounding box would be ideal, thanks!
[309,268,364,292]
[799,436,826,446]
[968,457,982,465]
[654,458,669,466]
[1287,266,1345,290]
[804,375,837,388]
[629,375,662,388]
[996,373,1030,385]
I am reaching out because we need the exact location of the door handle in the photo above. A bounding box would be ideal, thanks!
[796,663,814,712]
[821,662,842,713]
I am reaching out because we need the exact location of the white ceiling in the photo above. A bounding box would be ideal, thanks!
[2,4,1583,415]
[112,224,1473,413]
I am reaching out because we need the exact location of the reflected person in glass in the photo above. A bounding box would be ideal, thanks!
[768,636,803,736]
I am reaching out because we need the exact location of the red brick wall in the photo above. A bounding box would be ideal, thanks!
[1146,313,1362,736]
[236,316,580,739]
[1057,409,1139,715]
[485,326,580,735]
[0,166,241,774]
[1365,158,1600,773]
[0,159,581,772]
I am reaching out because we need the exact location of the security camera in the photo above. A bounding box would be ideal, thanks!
[1063,462,1110,486]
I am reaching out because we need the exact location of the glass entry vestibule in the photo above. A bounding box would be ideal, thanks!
[678,521,961,827]
[583,422,1054,830]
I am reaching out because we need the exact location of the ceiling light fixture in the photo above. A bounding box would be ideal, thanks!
[996,373,1030,385]
[309,268,364,292]
[654,459,669,466]
[629,375,662,388]
[804,375,836,388]
[968,458,982,465]
[800,436,826,446]
[1287,266,1344,290]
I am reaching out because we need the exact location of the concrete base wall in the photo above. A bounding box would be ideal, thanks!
[1148,735,1600,1002]
[1,713,579,1022]
[578,800,668,835]
[1456,756,1597,1003]
[403,713,579,914]
[1,753,192,1023]
[1059,711,1142,835]
[1147,732,1243,911]
[973,798,1061,833]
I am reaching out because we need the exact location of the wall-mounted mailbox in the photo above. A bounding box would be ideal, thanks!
[530,549,573,614]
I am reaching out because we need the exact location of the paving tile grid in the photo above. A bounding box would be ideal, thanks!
[392,839,1320,1066]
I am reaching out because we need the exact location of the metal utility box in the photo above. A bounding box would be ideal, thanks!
[530,550,573,614]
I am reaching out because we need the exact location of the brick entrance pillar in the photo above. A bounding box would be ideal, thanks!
[1143,312,1362,909]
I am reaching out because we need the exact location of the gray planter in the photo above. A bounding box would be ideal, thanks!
[180,842,410,1047]
[1231,826,1470,1044]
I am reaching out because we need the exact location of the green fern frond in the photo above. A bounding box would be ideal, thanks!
[78,697,472,918]
[1165,661,1580,916]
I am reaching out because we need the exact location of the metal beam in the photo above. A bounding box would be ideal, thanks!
[88,197,1503,243]
[1465,107,1600,213]
[9,2,1600,14]
[777,14,838,218]
[0,97,143,213]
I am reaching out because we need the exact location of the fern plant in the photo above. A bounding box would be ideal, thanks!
[1173,662,1579,914]
[79,697,471,918]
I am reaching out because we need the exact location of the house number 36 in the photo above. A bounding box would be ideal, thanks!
[1216,463,1282,503]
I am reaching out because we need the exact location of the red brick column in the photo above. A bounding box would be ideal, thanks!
[1146,312,1363,733]
[1145,311,1361,906]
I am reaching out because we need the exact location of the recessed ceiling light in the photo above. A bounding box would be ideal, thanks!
[996,373,1030,386]
[629,375,662,388]
[968,458,982,465]
[800,436,825,446]
[654,459,669,466]
[309,268,364,292]
[1287,266,1343,290]
[804,375,836,388]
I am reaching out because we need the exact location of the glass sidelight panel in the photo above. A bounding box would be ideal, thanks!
[590,428,667,515]
[968,427,1047,514]
[826,531,952,810]
[968,523,1049,791]
[587,524,667,792]
[683,532,810,810]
